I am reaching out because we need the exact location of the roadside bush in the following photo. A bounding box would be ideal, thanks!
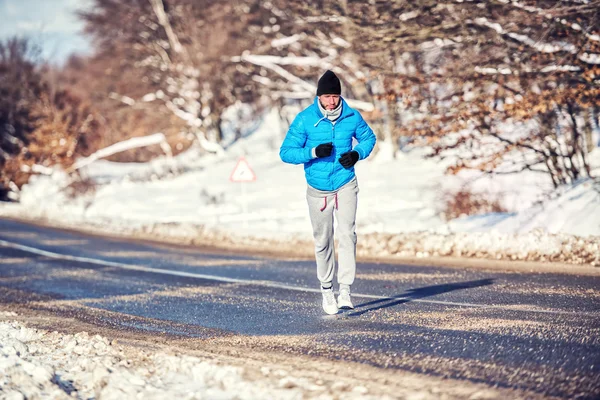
[441,189,507,221]
[0,37,101,201]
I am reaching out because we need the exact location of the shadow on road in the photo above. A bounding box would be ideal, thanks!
[346,278,495,317]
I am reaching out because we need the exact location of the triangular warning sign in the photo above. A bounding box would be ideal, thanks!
[229,157,256,182]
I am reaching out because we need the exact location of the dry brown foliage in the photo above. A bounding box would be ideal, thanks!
[0,38,103,200]
[441,189,507,221]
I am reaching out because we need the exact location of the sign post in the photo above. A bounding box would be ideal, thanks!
[229,156,256,229]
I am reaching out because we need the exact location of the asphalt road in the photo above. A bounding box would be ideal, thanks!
[0,218,599,398]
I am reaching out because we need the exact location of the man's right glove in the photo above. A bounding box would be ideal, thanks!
[315,142,333,158]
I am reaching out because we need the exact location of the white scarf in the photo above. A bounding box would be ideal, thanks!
[318,100,342,122]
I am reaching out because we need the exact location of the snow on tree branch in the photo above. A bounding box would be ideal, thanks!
[495,0,600,43]
[109,92,136,106]
[165,101,201,127]
[539,65,582,72]
[71,133,172,171]
[271,34,306,48]
[579,53,600,64]
[472,18,577,54]
[295,16,347,24]
[331,37,351,48]
[233,53,323,93]
[474,66,513,75]
[471,17,600,65]
[148,0,183,54]
[237,54,331,68]
[474,65,582,75]
[21,164,54,175]
[346,99,374,112]
[234,53,374,111]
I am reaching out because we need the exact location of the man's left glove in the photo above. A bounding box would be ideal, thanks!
[339,150,359,168]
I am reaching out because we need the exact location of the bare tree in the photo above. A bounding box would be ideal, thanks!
[78,0,273,156]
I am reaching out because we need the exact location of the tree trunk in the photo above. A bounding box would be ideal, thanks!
[583,108,595,153]
[539,114,567,186]
[566,102,583,181]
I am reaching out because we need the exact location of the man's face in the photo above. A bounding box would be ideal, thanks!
[319,94,340,111]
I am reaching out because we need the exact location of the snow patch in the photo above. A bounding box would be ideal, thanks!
[0,319,389,400]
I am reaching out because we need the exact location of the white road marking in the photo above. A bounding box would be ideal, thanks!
[0,239,594,317]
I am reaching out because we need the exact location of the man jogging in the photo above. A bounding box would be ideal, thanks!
[279,70,376,315]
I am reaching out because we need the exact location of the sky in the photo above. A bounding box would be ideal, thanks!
[0,0,93,64]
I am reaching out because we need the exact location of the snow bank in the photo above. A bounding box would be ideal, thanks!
[360,229,600,266]
[0,312,389,400]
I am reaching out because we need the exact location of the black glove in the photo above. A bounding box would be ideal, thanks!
[315,142,333,158]
[339,150,359,168]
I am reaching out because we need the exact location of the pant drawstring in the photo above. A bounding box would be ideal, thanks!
[320,194,339,212]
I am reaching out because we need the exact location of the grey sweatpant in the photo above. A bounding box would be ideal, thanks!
[306,178,359,288]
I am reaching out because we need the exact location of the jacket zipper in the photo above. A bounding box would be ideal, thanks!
[331,122,335,187]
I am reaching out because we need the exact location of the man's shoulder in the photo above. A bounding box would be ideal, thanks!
[296,103,318,120]
[339,99,360,118]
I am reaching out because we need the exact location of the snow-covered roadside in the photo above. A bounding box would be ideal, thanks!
[0,312,385,400]
[1,204,599,268]
[360,229,600,266]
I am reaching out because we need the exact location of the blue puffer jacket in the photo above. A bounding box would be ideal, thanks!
[280,97,376,191]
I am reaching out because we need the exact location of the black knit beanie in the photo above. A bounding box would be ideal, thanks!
[316,70,341,96]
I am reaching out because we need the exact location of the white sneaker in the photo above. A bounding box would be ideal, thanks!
[337,287,354,309]
[321,287,338,315]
